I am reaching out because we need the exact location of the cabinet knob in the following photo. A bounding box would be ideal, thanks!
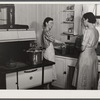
[63,71,66,74]
[16,82,18,85]
[30,76,33,80]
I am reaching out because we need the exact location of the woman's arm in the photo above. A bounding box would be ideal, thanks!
[44,31,64,44]
[44,32,55,43]
[54,39,64,44]
[81,45,86,52]
[81,30,90,52]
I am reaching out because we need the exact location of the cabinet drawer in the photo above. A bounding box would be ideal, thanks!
[44,66,53,84]
[18,68,42,89]
[6,72,17,89]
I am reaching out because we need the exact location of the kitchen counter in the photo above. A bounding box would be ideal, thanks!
[0,58,55,74]
[55,53,79,58]
[55,49,100,73]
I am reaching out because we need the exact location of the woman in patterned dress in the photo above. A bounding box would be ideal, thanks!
[73,12,99,89]
[41,17,64,80]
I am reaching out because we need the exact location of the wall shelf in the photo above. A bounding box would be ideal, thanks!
[63,10,74,12]
[63,21,74,24]
[61,4,75,37]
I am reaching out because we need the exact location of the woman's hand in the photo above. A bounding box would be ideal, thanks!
[62,42,66,45]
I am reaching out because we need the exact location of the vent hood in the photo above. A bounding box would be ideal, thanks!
[0,31,36,42]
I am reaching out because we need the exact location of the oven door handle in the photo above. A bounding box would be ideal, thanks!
[24,69,37,73]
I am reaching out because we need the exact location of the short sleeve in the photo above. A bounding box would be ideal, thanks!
[82,30,90,46]
[44,32,55,43]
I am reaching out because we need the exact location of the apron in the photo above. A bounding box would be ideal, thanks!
[44,42,57,80]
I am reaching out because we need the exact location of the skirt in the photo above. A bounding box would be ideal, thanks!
[72,47,98,90]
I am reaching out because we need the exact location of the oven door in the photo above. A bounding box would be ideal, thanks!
[18,68,42,89]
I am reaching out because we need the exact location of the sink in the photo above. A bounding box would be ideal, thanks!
[54,43,80,58]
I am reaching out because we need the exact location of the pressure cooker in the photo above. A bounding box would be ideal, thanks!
[26,48,43,65]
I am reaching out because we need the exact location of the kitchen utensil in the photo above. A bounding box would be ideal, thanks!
[26,48,43,65]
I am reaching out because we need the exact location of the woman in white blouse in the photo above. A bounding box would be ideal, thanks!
[73,12,99,89]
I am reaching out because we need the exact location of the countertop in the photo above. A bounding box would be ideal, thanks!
[55,53,79,58]
[0,58,55,74]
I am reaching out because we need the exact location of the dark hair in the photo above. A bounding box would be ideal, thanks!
[83,12,96,24]
[43,17,53,27]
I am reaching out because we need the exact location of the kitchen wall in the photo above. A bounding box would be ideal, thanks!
[15,4,61,47]
[14,4,83,47]
[36,4,61,47]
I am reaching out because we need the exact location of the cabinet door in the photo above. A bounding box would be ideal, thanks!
[18,68,42,89]
[65,58,77,89]
[6,72,17,89]
[52,57,66,88]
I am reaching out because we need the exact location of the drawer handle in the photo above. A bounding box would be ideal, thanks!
[30,76,33,80]
[24,69,37,73]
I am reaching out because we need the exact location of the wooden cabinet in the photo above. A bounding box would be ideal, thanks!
[61,4,82,36]
[6,72,17,89]
[52,55,77,89]
[62,4,75,36]
[52,56,66,88]
[60,4,82,43]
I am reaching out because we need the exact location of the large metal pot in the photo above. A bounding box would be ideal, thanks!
[26,48,43,65]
